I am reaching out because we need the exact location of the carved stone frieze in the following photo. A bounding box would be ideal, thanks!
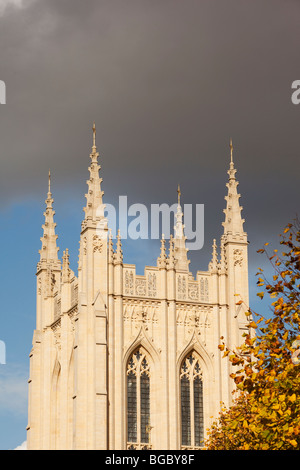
[93,235,103,253]
[188,282,199,301]
[135,278,146,297]
[177,275,187,300]
[233,248,243,266]
[125,271,134,295]
[148,273,157,297]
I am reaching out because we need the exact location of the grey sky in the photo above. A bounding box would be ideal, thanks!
[2,0,300,449]
[0,0,299,270]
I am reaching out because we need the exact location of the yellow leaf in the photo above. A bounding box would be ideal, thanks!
[289,440,297,447]
[289,393,296,402]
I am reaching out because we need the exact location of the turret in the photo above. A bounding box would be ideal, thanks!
[38,171,60,266]
[82,123,106,231]
[221,140,249,347]
[222,139,247,243]
[36,172,61,329]
[74,123,109,450]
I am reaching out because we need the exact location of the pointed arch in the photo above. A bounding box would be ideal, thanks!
[123,325,161,368]
[126,345,152,450]
[178,336,214,449]
[177,333,214,381]
[123,327,161,450]
[179,349,204,449]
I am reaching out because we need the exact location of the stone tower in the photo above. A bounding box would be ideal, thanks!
[27,128,249,450]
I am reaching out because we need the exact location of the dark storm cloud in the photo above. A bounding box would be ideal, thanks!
[0,0,299,270]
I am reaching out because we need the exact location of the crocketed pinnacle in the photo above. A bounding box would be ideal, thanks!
[62,248,71,283]
[39,171,59,263]
[167,235,176,270]
[208,239,218,272]
[222,139,246,237]
[83,123,105,226]
[157,234,167,268]
[114,229,123,264]
[173,185,190,271]
[108,229,114,264]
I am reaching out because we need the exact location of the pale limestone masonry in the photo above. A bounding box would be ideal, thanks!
[27,128,249,450]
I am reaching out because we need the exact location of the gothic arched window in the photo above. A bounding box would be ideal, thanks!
[180,351,204,448]
[126,348,151,449]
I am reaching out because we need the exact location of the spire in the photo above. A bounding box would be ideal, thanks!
[222,139,246,239]
[82,123,105,229]
[173,186,190,271]
[39,171,59,264]
[208,239,218,272]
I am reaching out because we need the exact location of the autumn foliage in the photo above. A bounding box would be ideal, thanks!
[205,220,300,450]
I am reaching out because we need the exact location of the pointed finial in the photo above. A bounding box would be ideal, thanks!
[46,169,53,208]
[230,138,233,164]
[227,138,237,180]
[92,122,96,148]
[48,169,51,195]
[177,184,181,206]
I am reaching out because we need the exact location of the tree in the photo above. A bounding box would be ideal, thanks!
[205,220,300,450]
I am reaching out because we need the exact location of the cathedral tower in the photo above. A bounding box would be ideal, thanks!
[27,128,249,450]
